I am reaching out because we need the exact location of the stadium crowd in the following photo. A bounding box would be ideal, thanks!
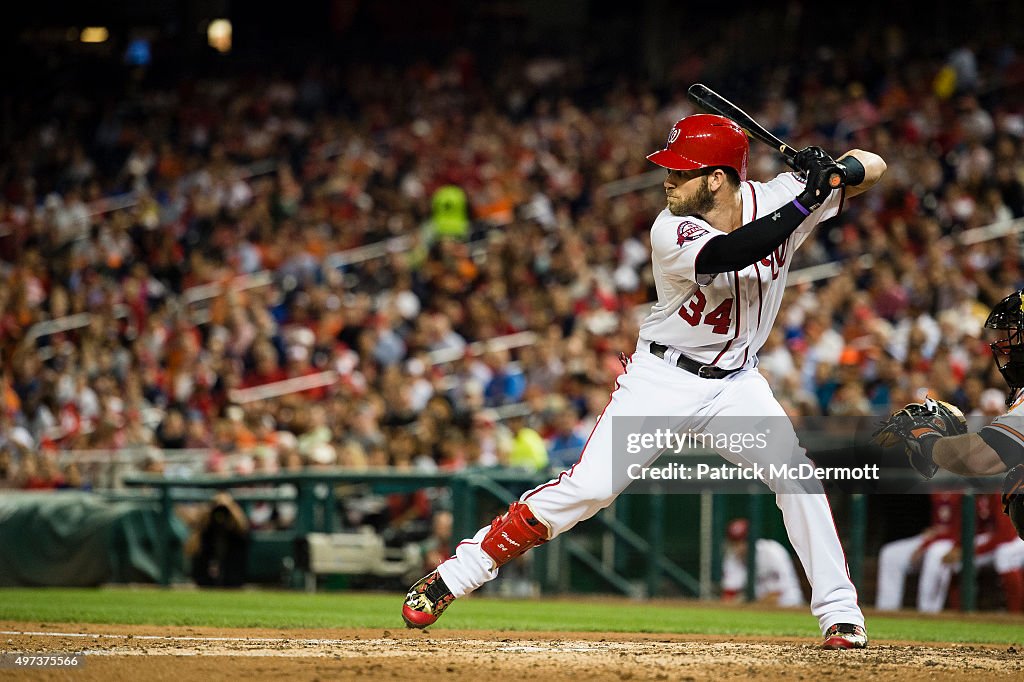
[1,23,1023,514]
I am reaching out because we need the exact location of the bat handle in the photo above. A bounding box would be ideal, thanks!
[782,144,845,188]
[826,165,846,189]
[790,152,847,189]
[780,145,799,171]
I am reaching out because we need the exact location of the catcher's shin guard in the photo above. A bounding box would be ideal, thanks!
[480,502,550,568]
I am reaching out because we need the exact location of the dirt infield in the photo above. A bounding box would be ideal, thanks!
[2,621,1022,681]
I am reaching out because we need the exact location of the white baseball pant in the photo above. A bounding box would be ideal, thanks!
[917,535,991,613]
[918,535,1024,613]
[438,349,864,634]
[994,537,1024,573]
[875,533,928,611]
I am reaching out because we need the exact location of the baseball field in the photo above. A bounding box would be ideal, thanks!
[1,588,1021,680]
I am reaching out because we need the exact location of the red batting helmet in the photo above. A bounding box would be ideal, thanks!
[647,114,749,181]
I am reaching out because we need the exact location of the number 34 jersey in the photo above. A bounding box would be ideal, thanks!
[638,173,844,370]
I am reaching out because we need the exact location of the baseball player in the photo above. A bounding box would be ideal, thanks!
[875,493,960,611]
[721,518,804,607]
[874,290,1024,544]
[403,113,886,650]
[917,494,1024,613]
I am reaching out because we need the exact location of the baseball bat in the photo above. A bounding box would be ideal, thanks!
[687,83,844,188]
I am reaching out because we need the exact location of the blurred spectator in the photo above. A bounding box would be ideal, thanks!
[155,410,188,450]
[425,186,471,243]
[546,406,587,470]
[0,450,16,489]
[56,461,91,491]
[19,454,66,490]
[185,491,251,588]
[420,509,454,573]
[141,450,166,476]
[469,409,511,467]
[505,414,549,472]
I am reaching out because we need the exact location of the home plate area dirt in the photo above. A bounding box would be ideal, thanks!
[2,623,1022,681]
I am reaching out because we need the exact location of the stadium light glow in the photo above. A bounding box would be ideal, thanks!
[207,19,232,53]
[80,27,109,43]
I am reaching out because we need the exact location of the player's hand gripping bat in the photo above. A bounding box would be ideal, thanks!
[687,83,847,189]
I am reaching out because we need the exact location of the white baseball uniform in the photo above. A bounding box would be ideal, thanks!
[911,396,1024,614]
[917,494,1024,613]
[438,173,865,634]
[875,493,958,611]
[722,538,805,607]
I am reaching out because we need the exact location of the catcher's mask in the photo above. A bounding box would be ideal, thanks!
[985,290,1024,393]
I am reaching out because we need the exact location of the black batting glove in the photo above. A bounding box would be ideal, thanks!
[794,158,845,213]
[792,146,835,173]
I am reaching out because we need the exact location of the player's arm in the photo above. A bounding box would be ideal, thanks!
[932,433,1009,476]
[835,150,886,199]
[873,398,968,478]
[695,157,840,274]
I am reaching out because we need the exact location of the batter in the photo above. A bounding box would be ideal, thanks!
[403,114,886,650]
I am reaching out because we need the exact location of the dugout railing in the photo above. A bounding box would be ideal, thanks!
[121,466,717,597]
[119,463,989,611]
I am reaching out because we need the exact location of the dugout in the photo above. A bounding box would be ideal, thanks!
[0,491,186,587]
[0,466,996,613]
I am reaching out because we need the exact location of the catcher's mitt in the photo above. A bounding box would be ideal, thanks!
[1003,464,1024,541]
[872,397,968,478]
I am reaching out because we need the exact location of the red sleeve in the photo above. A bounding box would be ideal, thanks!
[993,508,1021,544]
[966,495,1003,555]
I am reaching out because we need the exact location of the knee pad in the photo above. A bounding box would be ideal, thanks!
[481,502,550,568]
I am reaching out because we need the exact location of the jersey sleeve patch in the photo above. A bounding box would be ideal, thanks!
[676,221,709,245]
[650,210,719,283]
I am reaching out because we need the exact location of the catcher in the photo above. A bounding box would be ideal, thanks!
[874,290,1024,541]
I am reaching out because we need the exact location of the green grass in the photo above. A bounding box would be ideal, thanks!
[0,588,1020,644]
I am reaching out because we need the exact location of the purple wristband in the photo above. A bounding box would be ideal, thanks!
[792,199,811,216]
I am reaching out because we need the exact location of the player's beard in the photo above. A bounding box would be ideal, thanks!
[667,177,715,218]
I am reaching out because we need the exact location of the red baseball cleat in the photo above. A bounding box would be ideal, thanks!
[822,623,868,649]
[402,570,455,629]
